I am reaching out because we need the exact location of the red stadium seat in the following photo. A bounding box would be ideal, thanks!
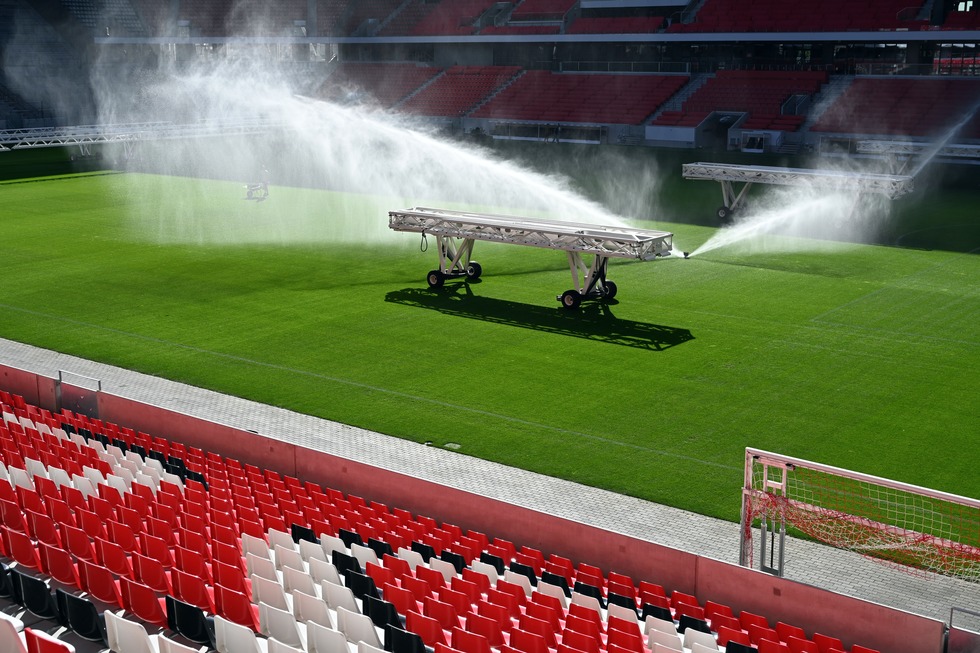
[120,576,169,628]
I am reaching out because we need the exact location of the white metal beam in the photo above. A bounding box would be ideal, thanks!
[388,207,673,309]
[857,140,980,159]
[0,120,281,152]
[388,207,673,260]
[682,161,914,200]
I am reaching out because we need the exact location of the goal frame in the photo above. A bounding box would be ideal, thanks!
[739,447,980,579]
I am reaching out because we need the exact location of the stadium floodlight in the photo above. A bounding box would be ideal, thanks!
[388,207,673,310]
[682,162,915,222]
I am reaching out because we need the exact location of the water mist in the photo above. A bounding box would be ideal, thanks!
[688,181,893,258]
[92,55,641,246]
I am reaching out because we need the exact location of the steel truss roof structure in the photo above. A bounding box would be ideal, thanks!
[388,207,673,310]
[0,120,280,152]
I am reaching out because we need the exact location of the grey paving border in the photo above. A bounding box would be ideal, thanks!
[1,337,976,627]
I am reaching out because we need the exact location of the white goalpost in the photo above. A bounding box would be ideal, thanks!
[739,448,980,582]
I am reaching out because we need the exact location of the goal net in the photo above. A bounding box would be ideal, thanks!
[739,448,980,582]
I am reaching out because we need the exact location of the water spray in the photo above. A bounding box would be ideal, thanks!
[90,56,661,247]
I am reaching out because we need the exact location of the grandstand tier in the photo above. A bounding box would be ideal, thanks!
[470,71,688,125]
[0,384,934,653]
[652,70,827,132]
[811,77,980,138]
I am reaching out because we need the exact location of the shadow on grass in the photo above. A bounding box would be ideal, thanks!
[385,286,694,351]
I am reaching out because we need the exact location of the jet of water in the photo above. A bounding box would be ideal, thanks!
[907,99,980,178]
[688,184,890,258]
[94,57,640,245]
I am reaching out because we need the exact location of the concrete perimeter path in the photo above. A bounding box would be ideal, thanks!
[1,337,977,632]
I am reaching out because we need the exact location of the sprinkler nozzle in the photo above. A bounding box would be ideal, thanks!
[683,252,690,259]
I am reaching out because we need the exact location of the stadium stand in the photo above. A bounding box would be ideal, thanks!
[131,0,173,35]
[61,0,148,36]
[566,16,666,34]
[667,0,929,32]
[317,0,402,37]
[317,62,442,108]
[377,1,436,36]
[175,0,232,36]
[470,71,688,124]
[0,82,47,129]
[810,77,980,137]
[407,0,498,36]
[0,388,889,653]
[652,70,827,131]
[399,66,523,118]
[509,0,577,22]
[479,24,563,35]
[177,0,307,36]
[942,8,980,29]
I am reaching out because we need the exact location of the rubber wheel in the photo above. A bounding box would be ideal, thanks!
[560,290,582,310]
[603,280,618,300]
[465,261,482,280]
[716,206,731,222]
[426,270,444,288]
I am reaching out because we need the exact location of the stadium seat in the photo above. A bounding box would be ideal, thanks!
[159,633,202,653]
[0,612,27,653]
[466,611,505,647]
[308,620,350,653]
[167,596,215,647]
[120,576,169,628]
[560,629,600,653]
[388,625,427,653]
[760,639,792,653]
[58,591,106,643]
[364,594,403,629]
[310,556,343,586]
[24,628,76,653]
[452,627,494,653]
[812,633,844,653]
[259,601,307,649]
[647,629,683,652]
[38,543,80,589]
[406,609,449,647]
[787,636,821,653]
[323,579,360,613]
[105,609,161,653]
[13,571,58,620]
[3,527,42,571]
[214,614,266,653]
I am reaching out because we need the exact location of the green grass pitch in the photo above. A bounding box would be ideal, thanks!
[1,168,977,523]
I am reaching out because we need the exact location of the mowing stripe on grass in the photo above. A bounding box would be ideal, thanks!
[0,301,739,472]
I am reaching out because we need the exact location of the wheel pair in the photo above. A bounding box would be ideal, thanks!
[427,261,482,289]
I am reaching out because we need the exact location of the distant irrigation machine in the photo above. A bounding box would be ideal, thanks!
[682,162,915,221]
[388,207,673,310]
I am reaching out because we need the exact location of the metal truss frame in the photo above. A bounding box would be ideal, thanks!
[682,162,915,219]
[388,207,673,310]
[857,140,980,159]
[0,120,281,152]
